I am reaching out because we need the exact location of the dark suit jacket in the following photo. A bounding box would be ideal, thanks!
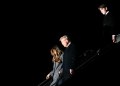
[103,11,117,37]
[59,43,78,85]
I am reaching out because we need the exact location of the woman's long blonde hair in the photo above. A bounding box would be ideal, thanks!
[50,45,63,63]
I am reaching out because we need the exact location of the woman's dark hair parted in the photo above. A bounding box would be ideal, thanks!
[50,45,64,63]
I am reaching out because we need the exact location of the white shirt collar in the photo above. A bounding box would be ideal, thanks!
[67,42,71,47]
[105,11,109,15]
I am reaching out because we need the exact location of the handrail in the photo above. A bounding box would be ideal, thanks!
[37,77,51,86]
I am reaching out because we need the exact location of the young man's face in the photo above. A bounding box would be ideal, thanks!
[99,7,107,15]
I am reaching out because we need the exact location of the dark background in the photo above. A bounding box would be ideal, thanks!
[14,0,119,86]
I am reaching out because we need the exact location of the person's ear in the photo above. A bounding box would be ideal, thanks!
[66,39,68,43]
[105,7,107,11]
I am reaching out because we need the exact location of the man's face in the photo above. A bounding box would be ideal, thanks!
[60,38,68,47]
[99,7,107,15]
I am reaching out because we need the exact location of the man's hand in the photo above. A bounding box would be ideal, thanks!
[46,74,50,79]
[70,69,74,74]
[112,35,116,43]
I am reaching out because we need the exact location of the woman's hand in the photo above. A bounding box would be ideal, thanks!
[58,71,61,74]
[46,74,50,79]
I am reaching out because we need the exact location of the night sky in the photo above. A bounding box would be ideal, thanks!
[16,0,119,86]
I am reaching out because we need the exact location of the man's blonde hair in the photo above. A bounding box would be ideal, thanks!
[59,35,71,42]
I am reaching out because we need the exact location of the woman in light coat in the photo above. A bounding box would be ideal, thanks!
[46,45,64,86]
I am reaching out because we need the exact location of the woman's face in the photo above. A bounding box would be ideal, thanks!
[53,50,56,55]
[52,49,57,57]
